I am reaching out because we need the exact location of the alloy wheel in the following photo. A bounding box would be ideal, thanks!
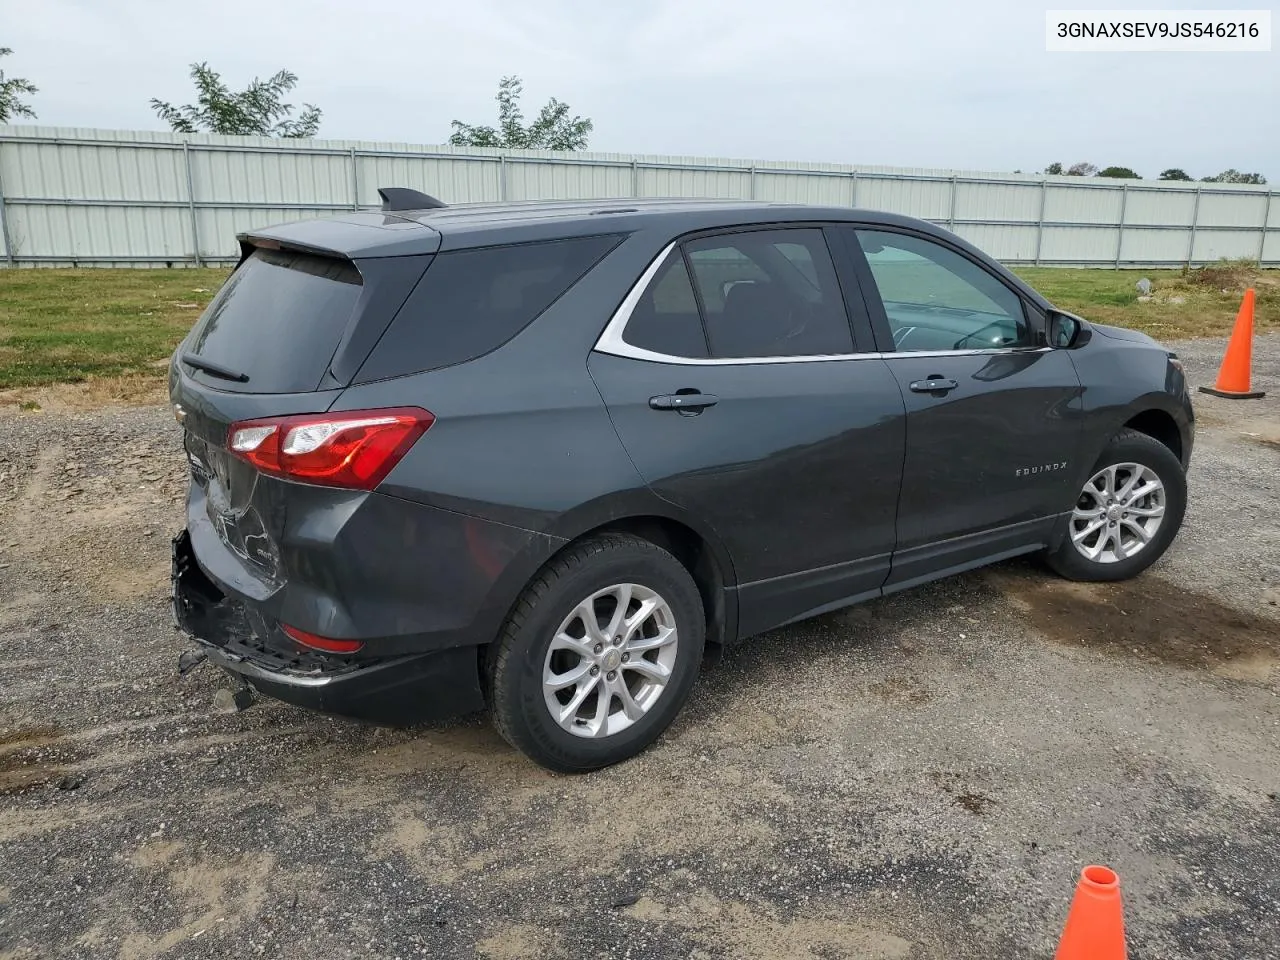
[1070,462,1166,564]
[542,583,679,739]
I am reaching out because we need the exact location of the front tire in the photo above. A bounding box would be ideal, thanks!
[487,534,705,772]
[1046,428,1187,582]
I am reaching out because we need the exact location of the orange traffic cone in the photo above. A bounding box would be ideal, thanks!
[1054,865,1127,960]
[1200,288,1265,399]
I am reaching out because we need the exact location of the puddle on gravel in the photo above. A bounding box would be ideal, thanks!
[990,570,1280,678]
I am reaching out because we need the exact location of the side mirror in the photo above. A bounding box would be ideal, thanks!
[1047,310,1091,349]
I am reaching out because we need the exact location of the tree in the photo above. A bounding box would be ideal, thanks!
[1066,162,1098,177]
[1044,162,1064,175]
[150,62,321,138]
[0,47,37,123]
[1097,166,1140,179]
[1201,168,1267,185]
[1159,168,1192,181]
[449,76,592,151]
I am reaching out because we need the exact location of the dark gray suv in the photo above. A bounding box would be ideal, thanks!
[171,191,1194,771]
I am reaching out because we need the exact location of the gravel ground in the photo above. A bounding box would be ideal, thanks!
[1,336,1278,960]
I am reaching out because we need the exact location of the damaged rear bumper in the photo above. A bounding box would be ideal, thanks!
[171,530,485,725]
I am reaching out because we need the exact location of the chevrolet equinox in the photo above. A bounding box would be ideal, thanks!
[171,191,1194,771]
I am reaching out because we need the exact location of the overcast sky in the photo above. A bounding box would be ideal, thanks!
[2,0,1276,179]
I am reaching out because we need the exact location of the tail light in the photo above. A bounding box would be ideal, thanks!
[281,623,363,654]
[228,407,433,490]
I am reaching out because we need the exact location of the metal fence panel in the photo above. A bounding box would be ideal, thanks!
[1124,189,1196,226]
[858,177,951,221]
[638,165,751,199]
[11,203,190,259]
[1197,191,1266,228]
[1039,225,1120,263]
[0,125,1275,268]
[1043,184,1125,226]
[1265,231,1280,262]
[952,223,1040,263]
[1,139,186,201]
[192,148,351,205]
[1119,227,1192,265]
[753,171,850,206]
[954,182,1041,223]
[359,154,501,205]
[1193,229,1266,262]
[506,158,631,200]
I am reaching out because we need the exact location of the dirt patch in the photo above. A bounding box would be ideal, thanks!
[0,725,62,748]
[115,850,277,960]
[868,674,933,706]
[954,793,993,815]
[0,374,167,415]
[930,773,995,816]
[990,570,1280,677]
[1181,411,1280,452]
[0,726,86,796]
[623,892,914,960]
[475,924,547,960]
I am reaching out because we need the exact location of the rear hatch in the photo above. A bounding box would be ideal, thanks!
[172,232,434,595]
[172,220,623,604]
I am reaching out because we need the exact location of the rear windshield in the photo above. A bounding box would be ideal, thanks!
[184,247,362,393]
[354,234,621,383]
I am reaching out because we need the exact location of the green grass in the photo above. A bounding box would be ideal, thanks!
[1013,266,1277,340]
[0,263,1275,394]
[0,267,229,390]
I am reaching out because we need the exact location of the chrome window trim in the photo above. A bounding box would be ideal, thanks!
[592,240,1053,366]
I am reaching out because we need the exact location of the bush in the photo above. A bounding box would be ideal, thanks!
[1180,258,1261,291]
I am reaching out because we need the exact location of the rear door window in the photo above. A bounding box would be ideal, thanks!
[685,229,854,359]
[356,234,622,382]
[184,248,362,393]
[619,229,856,360]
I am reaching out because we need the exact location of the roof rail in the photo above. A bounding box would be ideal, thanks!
[377,187,448,212]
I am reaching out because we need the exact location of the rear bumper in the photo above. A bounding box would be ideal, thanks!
[173,530,485,724]
[197,638,484,725]
[183,477,563,656]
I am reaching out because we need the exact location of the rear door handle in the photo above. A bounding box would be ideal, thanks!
[908,378,958,394]
[649,393,719,411]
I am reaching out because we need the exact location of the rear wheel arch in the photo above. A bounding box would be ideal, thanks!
[489,510,735,652]
[584,516,733,648]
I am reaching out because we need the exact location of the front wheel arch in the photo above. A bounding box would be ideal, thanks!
[1123,407,1184,463]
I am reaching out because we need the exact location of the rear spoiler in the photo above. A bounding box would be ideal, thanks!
[234,211,444,265]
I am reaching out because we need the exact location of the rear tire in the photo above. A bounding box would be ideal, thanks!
[486,534,704,772]
[1046,428,1187,582]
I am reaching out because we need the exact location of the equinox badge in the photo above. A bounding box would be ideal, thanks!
[1016,461,1067,477]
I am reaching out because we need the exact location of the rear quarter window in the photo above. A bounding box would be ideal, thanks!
[355,234,622,383]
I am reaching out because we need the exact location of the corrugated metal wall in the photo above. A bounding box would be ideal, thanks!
[1,126,1275,268]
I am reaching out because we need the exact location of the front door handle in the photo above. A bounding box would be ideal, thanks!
[908,378,958,394]
[649,393,719,411]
